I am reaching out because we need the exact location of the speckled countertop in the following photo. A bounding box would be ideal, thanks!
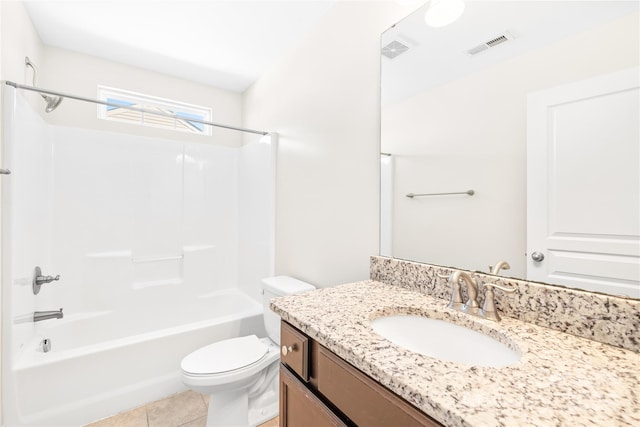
[270,280,640,427]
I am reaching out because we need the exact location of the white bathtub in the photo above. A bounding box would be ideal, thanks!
[9,289,265,427]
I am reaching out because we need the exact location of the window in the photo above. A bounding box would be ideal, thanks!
[97,86,212,136]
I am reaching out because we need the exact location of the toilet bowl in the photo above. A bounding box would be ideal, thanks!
[181,276,315,427]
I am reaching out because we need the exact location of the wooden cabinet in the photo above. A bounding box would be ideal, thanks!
[280,365,347,427]
[279,321,443,427]
[280,321,310,382]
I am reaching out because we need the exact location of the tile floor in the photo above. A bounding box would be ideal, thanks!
[84,390,279,427]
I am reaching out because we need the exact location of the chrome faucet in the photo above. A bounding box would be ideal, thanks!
[448,271,480,314]
[489,260,511,275]
[34,308,63,322]
[442,270,516,322]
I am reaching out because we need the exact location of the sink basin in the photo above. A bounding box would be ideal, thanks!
[370,314,520,367]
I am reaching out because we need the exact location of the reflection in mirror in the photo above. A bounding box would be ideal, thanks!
[380,1,639,298]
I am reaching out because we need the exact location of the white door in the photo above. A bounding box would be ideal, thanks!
[527,67,640,298]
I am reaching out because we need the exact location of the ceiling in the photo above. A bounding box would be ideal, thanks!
[24,0,338,93]
[381,0,640,105]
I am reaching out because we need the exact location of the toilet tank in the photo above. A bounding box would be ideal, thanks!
[262,276,315,344]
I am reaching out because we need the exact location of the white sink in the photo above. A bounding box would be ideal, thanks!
[370,314,520,367]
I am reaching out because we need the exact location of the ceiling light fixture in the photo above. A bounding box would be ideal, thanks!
[424,0,465,28]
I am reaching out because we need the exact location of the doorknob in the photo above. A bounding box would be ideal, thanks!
[531,251,545,262]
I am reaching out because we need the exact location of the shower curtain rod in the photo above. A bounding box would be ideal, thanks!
[4,80,269,136]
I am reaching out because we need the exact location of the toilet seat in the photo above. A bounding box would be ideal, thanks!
[182,338,280,394]
[181,335,268,376]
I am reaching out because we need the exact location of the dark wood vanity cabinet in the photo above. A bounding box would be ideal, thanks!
[279,321,443,427]
[280,365,347,427]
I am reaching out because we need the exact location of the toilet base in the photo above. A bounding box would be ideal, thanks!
[247,389,278,427]
[203,362,279,427]
[204,387,278,427]
[206,390,248,427]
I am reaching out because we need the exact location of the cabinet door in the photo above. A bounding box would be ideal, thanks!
[317,347,442,427]
[280,365,347,427]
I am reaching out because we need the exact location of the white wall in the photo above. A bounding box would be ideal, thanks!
[383,12,640,277]
[0,1,44,107]
[243,1,416,287]
[45,126,247,313]
[41,46,245,147]
[238,134,277,299]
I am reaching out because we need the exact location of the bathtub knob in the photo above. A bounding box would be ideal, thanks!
[32,266,62,295]
[281,345,295,356]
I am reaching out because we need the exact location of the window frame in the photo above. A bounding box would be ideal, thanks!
[97,86,213,136]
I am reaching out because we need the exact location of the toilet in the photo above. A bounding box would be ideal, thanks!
[181,276,315,427]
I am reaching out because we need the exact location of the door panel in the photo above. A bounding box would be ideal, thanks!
[527,67,640,297]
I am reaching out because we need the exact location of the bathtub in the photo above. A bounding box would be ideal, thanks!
[8,288,265,427]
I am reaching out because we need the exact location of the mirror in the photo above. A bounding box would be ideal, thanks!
[380,1,639,298]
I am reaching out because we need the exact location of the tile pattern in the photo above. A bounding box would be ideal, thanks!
[85,406,149,427]
[146,391,207,427]
[271,280,640,427]
[370,256,640,352]
[85,391,278,427]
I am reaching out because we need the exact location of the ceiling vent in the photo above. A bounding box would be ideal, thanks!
[467,31,515,56]
[382,40,410,59]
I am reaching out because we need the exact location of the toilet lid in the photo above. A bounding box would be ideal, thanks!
[181,335,268,375]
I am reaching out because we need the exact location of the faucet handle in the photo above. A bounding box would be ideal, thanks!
[485,283,516,293]
[481,283,516,321]
[442,273,464,309]
[40,275,60,283]
[32,266,62,295]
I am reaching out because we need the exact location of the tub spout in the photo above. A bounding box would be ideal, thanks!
[34,308,63,322]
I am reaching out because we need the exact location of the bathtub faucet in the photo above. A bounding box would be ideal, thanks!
[34,308,63,322]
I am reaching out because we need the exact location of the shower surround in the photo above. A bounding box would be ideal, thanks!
[1,87,275,426]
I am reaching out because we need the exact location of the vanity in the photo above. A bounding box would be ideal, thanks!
[270,258,640,427]
[278,320,441,426]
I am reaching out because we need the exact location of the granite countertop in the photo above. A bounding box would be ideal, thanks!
[270,280,640,427]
